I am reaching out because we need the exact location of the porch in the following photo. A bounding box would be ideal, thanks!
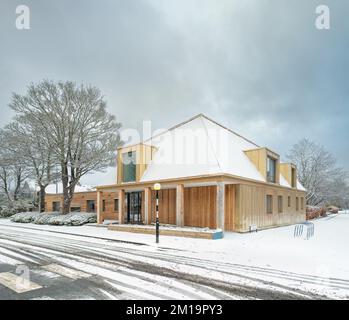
[96,180,237,233]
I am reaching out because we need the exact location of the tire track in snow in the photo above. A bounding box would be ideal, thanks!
[0,231,227,299]
[0,233,314,299]
[0,225,341,299]
[0,226,328,298]
[0,244,43,265]
[0,231,276,298]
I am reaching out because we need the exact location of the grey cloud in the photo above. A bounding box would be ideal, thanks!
[0,0,348,183]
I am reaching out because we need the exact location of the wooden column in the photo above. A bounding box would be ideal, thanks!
[118,189,125,224]
[216,182,225,230]
[97,191,103,224]
[176,184,184,227]
[144,187,151,225]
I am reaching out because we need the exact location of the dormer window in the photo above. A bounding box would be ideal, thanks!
[267,156,277,183]
[244,147,280,185]
[117,144,156,184]
[280,163,297,188]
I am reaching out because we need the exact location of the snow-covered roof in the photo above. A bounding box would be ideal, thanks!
[297,181,306,191]
[279,174,291,188]
[138,114,305,190]
[45,183,96,194]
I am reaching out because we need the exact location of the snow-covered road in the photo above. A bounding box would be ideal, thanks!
[0,214,348,300]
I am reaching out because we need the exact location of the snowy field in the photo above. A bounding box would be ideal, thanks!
[0,212,349,299]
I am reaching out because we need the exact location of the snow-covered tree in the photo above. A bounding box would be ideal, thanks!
[326,176,349,208]
[10,80,122,214]
[1,122,58,212]
[287,138,348,206]
[0,130,31,204]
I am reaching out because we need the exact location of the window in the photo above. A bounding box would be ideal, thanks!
[267,156,277,183]
[122,151,136,182]
[86,200,96,213]
[114,199,119,212]
[301,197,304,210]
[52,201,60,212]
[278,196,283,213]
[291,167,297,188]
[296,197,299,211]
[71,207,81,212]
[102,200,106,212]
[266,195,273,214]
[288,196,291,207]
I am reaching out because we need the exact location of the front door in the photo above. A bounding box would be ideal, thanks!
[126,192,142,224]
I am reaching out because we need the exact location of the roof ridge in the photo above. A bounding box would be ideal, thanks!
[123,113,260,149]
[199,114,260,148]
[144,114,203,144]
[121,114,205,148]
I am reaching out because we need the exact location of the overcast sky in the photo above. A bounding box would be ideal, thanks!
[0,0,348,185]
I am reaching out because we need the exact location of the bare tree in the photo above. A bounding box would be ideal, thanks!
[0,167,13,203]
[2,122,58,212]
[287,138,347,206]
[0,130,30,204]
[10,80,122,214]
[326,175,349,208]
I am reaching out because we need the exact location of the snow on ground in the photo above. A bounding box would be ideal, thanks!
[1,212,349,299]
[2,213,348,278]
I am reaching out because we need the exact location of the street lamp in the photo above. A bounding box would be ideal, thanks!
[154,183,161,243]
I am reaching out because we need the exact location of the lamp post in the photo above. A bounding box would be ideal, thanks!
[154,183,161,243]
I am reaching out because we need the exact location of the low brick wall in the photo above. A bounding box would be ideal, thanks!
[108,224,223,240]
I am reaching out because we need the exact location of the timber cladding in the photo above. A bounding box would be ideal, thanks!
[45,180,306,233]
[150,189,176,225]
[148,186,217,229]
[184,186,217,229]
[224,184,236,232]
[234,184,306,232]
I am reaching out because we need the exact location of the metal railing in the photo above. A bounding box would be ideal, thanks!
[294,222,314,240]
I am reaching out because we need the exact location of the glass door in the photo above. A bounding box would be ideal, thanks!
[126,192,142,224]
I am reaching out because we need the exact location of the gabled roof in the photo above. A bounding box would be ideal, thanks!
[139,114,305,190]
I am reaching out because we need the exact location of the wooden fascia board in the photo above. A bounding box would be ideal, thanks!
[96,172,306,193]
